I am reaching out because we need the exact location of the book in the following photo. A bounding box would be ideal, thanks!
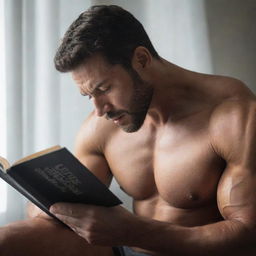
[0,146,122,221]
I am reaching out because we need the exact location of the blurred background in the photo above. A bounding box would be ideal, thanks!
[0,0,256,225]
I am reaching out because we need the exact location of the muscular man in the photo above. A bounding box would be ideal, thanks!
[1,4,256,256]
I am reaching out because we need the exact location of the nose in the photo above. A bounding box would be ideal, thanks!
[93,96,111,117]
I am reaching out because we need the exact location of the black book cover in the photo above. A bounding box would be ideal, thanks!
[0,148,122,219]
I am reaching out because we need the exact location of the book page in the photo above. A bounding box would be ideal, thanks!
[12,145,62,167]
[0,156,10,172]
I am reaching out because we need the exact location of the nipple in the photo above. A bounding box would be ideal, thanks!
[188,193,199,201]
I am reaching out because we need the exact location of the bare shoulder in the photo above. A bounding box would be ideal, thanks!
[209,81,256,227]
[209,90,256,163]
[74,111,117,156]
[74,111,118,185]
[209,75,255,98]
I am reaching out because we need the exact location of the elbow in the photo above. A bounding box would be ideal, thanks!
[230,217,256,244]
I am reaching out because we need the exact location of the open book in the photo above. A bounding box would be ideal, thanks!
[0,146,121,220]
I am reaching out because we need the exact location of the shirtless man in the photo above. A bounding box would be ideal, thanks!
[1,4,256,256]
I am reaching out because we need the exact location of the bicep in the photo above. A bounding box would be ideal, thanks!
[217,165,256,227]
[74,115,113,187]
[75,150,113,187]
[211,100,256,228]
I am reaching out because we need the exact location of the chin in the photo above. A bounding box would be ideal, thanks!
[120,112,147,133]
[121,123,142,133]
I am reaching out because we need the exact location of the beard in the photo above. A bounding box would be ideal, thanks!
[106,68,153,133]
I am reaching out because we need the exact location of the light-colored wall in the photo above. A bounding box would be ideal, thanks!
[205,0,256,91]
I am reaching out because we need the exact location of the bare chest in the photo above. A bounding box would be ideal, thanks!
[104,122,225,209]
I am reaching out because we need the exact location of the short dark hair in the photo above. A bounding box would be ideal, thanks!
[54,5,160,72]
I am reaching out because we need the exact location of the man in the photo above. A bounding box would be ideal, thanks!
[1,4,256,256]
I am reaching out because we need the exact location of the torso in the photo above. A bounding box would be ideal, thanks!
[104,107,225,227]
[93,74,255,228]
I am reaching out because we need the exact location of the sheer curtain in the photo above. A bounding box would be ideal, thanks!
[0,0,60,225]
[0,0,7,225]
[1,0,255,226]
[0,0,92,225]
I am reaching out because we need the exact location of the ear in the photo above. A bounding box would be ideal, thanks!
[131,46,152,71]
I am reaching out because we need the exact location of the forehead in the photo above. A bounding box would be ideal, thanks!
[71,55,114,90]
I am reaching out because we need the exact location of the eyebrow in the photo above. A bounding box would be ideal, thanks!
[81,79,108,96]
[93,79,108,91]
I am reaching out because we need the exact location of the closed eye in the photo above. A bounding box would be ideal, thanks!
[80,92,92,100]
[97,85,110,93]
[80,84,110,99]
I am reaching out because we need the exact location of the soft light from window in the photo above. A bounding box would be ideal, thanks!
[0,0,7,213]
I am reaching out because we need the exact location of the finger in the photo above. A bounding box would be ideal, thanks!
[38,211,53,220]
[55,214,84,236]
[55,213,82,228]
[50,203,100,217]
[50,203,81,216]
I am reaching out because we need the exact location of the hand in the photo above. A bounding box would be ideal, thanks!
[49,203,135,246]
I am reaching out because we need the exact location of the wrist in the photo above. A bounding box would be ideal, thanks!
[124,215,181,253]
[124,214,162,247]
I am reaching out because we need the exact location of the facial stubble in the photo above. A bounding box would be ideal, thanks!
[108,69,153,133]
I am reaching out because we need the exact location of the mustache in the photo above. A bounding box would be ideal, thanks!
[105,110,129,120]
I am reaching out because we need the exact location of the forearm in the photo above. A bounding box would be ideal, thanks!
[128,217,256,256]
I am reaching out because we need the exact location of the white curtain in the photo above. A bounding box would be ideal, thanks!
[0,0,59,224]
[1,0,255,226]
[0,0,92,225]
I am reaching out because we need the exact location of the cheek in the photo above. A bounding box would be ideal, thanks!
[111,89,133,109]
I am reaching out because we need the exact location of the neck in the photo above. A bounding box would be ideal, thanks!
[146,58,211,125]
